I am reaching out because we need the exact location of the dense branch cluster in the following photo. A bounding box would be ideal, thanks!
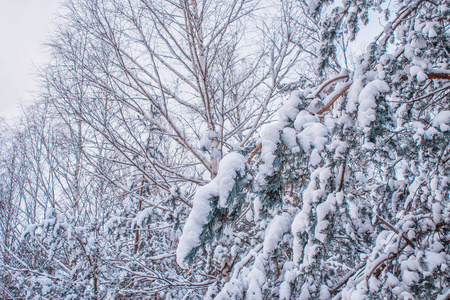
[1,0,449,299]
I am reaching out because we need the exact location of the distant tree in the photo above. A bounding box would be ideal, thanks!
[2,0,315,298]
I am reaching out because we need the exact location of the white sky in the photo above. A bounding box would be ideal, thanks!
[0,0,61,120]
[0,0,384,122]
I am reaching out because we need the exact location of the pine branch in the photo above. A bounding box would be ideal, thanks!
[247,143,262,164]
[331,262,366,293]
[427,70,450,80]
[317,81,352,115]
[306,73,349,99]
[375,215,415,249]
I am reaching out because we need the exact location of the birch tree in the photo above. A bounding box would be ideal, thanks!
[2,0,316,298]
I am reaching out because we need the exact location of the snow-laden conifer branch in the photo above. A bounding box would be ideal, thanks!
[375,215,415,249]
[176,153,247,268]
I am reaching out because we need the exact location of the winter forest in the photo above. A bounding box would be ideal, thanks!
[1,0,449,299]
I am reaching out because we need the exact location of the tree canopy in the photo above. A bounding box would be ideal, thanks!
[1,0,449,299]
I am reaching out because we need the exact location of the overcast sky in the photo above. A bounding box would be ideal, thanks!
[0,0,61,120]
[0,0,383,122]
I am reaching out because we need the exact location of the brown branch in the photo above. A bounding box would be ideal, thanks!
[244,80,351,165]
[134,179,145,255]
[247,143,262,164]
[307,74,349,99]
[332,239,409,294]
[317,81,352,115]
[331,262,365,293]
[337,161,346,192]
[365,243,408,281]
[375,215,415,249]
[427,71,450,80]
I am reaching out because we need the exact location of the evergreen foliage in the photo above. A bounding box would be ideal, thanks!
[0,0,449,298]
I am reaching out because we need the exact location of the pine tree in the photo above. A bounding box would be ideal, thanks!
[177,0,450,298]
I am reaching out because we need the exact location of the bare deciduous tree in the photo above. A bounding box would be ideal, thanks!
[1,0,322,298]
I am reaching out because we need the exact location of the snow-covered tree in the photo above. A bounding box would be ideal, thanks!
[177,0,450,298]
[2,0,449,298]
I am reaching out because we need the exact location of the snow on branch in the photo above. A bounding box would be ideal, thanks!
[176,152,247,268]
